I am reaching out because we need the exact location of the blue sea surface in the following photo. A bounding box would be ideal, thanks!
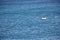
[0,0,60,40]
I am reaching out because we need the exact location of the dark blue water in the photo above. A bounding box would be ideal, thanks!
[0,0,60,40]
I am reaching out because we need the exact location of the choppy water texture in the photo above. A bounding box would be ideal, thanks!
[0,0,60,40]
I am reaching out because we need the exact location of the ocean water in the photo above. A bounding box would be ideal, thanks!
[0,0,60,40]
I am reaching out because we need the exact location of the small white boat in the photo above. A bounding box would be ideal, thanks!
[42,17,47,19]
